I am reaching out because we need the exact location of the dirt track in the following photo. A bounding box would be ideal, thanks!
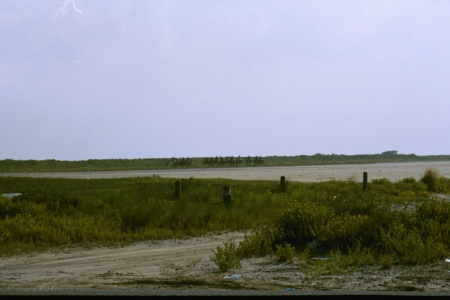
[2,161,450,296]
[2,230,450,296]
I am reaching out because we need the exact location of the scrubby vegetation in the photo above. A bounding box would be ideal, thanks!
[1,167,450,277]
[0,176,292,255]
[212,169,450,272]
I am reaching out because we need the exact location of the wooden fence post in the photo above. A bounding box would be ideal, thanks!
[280,176,286,192]
[175,180,181,199]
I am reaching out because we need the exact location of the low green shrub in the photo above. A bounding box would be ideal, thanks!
[420,169,439,192]
[319,212,372,251]
[274,201,332,248]
[210,239,242,272]
[237,227,275,257]
[329,241,376,268]
[274,242,296,263]
[380,223,447,264]
[380,253,395,269]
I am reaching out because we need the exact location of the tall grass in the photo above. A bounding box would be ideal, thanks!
[0,176,290,255]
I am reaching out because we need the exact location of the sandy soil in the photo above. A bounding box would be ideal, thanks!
[2,162,450,295]
[1,230,450,295]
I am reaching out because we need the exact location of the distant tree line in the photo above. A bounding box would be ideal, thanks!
[1,152,450,173]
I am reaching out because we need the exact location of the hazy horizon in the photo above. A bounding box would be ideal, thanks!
[3,151,449,162]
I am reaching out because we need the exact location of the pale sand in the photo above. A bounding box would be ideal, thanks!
[3,161,450,182]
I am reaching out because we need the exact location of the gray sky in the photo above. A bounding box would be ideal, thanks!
[1,0,449,160]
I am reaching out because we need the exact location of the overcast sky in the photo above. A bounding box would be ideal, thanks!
[1,0,449,160]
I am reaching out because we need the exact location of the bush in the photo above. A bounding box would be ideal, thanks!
[381,223,447,264]
[0,198,21,219]
[274,201,332,248]
[319,212,372,250]
[330,241,376,268]
[211,239,242,272]
[274,242,296,263]
[420,169,439,192]
[380,253,395,269]
[237,227,275,257]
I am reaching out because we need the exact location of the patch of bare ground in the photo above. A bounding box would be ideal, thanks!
[1,231,450,294]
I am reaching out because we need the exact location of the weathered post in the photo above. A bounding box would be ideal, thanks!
[223,185,232,207]
[280,176,286,192]
[363,172,368,191]
[175,180,181,199]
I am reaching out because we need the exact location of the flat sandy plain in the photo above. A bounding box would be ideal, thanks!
[2,161,450,296]
[4,161,450,182]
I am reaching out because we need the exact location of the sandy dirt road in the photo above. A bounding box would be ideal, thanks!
[1,161,450,296]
